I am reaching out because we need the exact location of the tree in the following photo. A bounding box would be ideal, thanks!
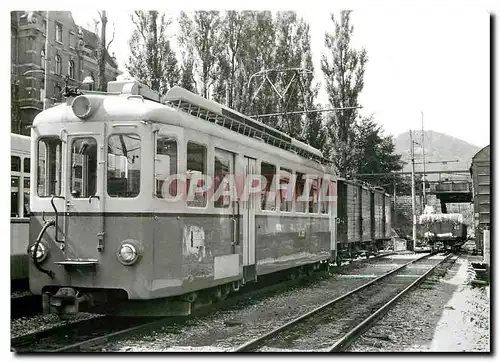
[93,11,115,91]
[354,116,403,193]
[177,12,197,92]
[212,11,253,107]
[126,11,180,96]
[321,11,368,177]
[192,11,224,98]
[237,11,276,117]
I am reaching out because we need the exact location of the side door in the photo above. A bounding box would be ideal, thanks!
[242,156,257,282]
[329,179,337,261]
[63,124,105,261]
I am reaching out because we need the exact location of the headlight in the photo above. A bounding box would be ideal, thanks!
[71,96,92,119]
[117,240,143,266]
[28,242,48,263]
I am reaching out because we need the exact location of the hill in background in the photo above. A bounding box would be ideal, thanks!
[393,130,482,181]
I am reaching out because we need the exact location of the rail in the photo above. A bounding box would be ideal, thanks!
[231,253,452,352]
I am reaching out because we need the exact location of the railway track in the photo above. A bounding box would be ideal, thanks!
[12,252,398,352]
[231,252,453,352]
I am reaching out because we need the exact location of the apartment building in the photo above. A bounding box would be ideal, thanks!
[11,11,121,135]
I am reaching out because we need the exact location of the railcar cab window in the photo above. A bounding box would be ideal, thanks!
[70,138,97,198]
[107,134,141,198]
[261,162,276,211]
[214,148,234,208]
[279,168,292,212]
[186,142,207,207]
[155,135,178,198]
[37,137,62,197]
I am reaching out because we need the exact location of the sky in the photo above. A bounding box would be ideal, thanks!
[69,5,491,148]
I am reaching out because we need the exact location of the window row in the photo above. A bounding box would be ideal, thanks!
[155,137,333,214]
[40,50,75,78]
[11,176,30,218]
[11,156,30,173]
[35,135,333,215]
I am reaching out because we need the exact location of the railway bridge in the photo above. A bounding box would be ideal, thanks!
[354,169,473,213]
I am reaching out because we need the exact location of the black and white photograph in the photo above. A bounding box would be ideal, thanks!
[7,1,492,354]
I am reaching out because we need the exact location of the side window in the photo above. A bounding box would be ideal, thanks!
[70,138,97,198]
[23,178,30,217]
[23,157,30,173]
[279,168,292,212]
[37,137,62,197]
[11,156,21,172]
[320,179,333,214]
[295,172,306,213]
[214,148,234,208]
[11,176,19,217]
[261,162,276,211]
[186,142,207,207]
[107,134,141,198]
[309,177,319,214]
[155,135,178,198]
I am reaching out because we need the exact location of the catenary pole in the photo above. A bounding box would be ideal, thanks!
[410,130,417,250]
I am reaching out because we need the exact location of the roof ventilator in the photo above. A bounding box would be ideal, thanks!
[107,80,161,103]
[164,86,327,164]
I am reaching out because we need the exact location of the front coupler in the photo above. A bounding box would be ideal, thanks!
[42,287,92,315]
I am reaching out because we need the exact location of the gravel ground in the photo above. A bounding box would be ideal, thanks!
[348,254,490,352]
[92,253,422,352]
[11,313,101,339]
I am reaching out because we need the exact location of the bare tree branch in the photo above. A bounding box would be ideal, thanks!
[106,23,115,51]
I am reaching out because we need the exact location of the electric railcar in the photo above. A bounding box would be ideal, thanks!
[11,133,31,286]
[28,80,391,316]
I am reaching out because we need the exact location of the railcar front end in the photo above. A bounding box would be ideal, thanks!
[28,84,245,316]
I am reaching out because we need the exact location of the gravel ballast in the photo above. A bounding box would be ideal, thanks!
[92,254,422,352]
[348,255,490,352]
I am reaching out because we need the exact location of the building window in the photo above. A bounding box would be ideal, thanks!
[55,23,63,43]
[40,79,45,102]
[68,60,74,79]
[55,55,62,74]
[42,19,47,36]
[40,49,45,69]
[69,32,76,48]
